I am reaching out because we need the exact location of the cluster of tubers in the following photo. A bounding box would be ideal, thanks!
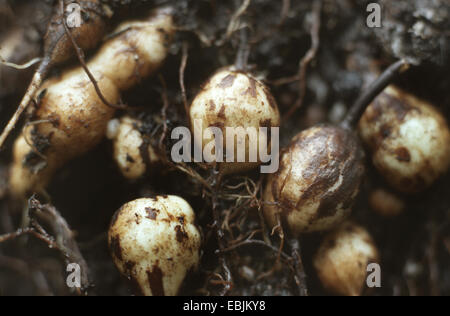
[2,2,450,297]
[9,7,175,197]
[0,0,111,148]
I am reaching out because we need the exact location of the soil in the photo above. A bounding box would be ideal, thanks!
[0,0,449,296]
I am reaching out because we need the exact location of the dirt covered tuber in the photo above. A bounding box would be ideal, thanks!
[0,0,111,148]
[9,8,175,198]
[108,196,202,296]
[359,85,450,193]
[263,126,365,234]
[189,67,280,175]
[107,116,162,180]
[313,221,379,296]
[261,60,414,235]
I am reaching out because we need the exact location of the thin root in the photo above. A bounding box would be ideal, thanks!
[0,56,42,70]
[282,0,322,121]
[179,42,190,123]
[60,0,127,110]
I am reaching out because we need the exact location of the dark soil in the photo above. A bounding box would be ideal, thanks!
[0,0,449,296]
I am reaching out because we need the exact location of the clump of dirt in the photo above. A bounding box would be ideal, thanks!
[374,0,450,66]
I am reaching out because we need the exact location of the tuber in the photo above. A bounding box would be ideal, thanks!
[107,116,162,180]
[359,85,450,193]
[9,8,175,198]
[313,221,379,296]
[189,67,281,175]
[369,187,405,217]
[0,0,112,148]
[108,196,202,296]
[263,60,409,235]
[263,125,365,234]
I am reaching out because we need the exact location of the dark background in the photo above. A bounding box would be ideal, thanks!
[0,0,449,296]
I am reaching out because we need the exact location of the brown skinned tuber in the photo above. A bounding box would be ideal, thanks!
[313,221,379,296]
[359,85,450,193]
[108,196,202,296]
[263,125,365,234]
[9,8,175,198]
[107,116,162,180]
[262,60,411,235]
[189,67,281,175]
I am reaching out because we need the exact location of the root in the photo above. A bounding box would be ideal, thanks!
[289,238,308,296]
[282,0,322,121]
[341,59,411,129]
[0,59,49,149]
[179,42,190,124]
[0,227,37,243]
[235,27,251,72]
[0,56,42,70]
[28,196,92,295]
[175,163,213,192]
[60,0,126,110]
[218,238,291,261]
[217,0,252,46]
[211,178,234,296]
[0,197,92,296]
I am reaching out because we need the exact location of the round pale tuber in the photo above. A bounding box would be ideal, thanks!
[108,196,202,296]
[189,67,280,175]
[9,8,175,198]
[313,221,379,296]
[369,188,405,217]
[263,125,365,234]
[359,85,450,193]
